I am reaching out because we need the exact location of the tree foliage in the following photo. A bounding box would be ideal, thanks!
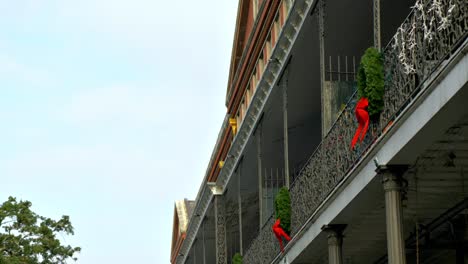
[232,252,243,264]
[274,187,291,234]
[357,47,385,118]
[0,197,81,264]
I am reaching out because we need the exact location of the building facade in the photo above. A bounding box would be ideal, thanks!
[172,0,467,263]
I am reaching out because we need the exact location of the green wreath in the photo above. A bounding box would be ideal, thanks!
[232,253,243,264]
[274,187,291,234]
[357,47,385,119]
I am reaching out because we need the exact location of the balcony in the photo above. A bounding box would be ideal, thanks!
[243,0,467,262]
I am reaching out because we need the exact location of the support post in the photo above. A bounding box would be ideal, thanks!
[257,126,264,227]
[373,0,381,50]
[378,165,407,264]
[282,69,290,188]
[322,225,346,264]
[318,0,326,137]
[214,195,227,264]
[194,242,197,264]
[237,167,243,255]
[202,219,206,264]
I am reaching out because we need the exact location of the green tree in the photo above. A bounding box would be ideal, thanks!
[0,197,81,264]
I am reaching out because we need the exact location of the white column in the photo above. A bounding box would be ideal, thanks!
[380,166,407,264]
[322,225,346,264]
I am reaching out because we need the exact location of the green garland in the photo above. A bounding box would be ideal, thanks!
[357,47,385,119]
[232,253,243,264]
[274,187,291,234]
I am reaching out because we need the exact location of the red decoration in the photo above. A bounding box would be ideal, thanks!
[272,219,291,253]
[351,97,369,150]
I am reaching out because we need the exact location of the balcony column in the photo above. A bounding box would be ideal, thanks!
[378,165,407,264]
[281,68,290,188]
[257,124,264,227]
[237,165,243,255]
[373,0,381,50]
[214,195,227,264]
[322,224,346,264]
[209,184,227,264]
[318,0,326,137]
[193,243,197,264]
[202,219,206,264]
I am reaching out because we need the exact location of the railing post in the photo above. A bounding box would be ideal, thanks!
[378,165,408,264]
[322,224,346,264]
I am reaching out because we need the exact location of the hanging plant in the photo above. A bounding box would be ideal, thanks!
[357,47,385,119]
[232,253,242,264]
[274,187,291,234]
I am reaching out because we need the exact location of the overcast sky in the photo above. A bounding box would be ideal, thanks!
[0,1,237,263]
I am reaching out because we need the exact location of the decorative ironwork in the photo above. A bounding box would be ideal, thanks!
[244,0,467,262]
[215,195,227,264]
[243,216,278,264]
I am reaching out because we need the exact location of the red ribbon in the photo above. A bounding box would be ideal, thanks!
[351,97,369,150]
[272,219,291,253]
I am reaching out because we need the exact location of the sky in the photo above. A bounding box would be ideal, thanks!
[0,0,238,263]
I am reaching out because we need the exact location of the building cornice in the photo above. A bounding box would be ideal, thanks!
[228,0,283,118]
[225,0,274,110]
[226,0,249,98]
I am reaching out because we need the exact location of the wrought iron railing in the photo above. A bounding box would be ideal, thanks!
[244,0,467,262]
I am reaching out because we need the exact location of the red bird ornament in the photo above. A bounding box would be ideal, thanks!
[272,219,291,253]
[351,97,370,149]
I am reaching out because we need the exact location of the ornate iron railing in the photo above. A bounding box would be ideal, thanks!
[244,0,467,262]
[243,216,277,264]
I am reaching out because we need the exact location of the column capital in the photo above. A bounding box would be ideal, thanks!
[322,224,346,264]
[375,164,408,175]
[207,182,224,195]
[376,165,408,192]
[322,224,347,244]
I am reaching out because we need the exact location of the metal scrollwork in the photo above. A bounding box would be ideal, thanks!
[215,196,227,264]
[244,0,466,262]
[243,217,277,264]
